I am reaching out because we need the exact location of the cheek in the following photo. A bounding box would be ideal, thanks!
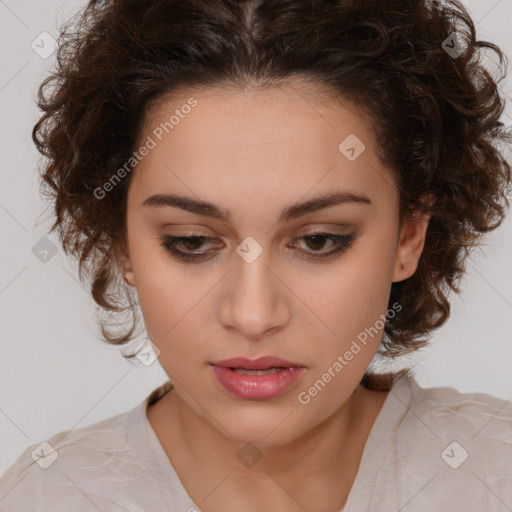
[128,239,190,338]
[303,257,391,321]
[137,278,195,341]
[295,249,394,356]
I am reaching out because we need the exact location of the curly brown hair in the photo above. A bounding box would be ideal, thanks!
[33,0,512,391]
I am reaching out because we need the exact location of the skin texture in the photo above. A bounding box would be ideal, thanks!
[120,80,431,511]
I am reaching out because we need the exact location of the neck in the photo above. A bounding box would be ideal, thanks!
[147,383,389,509]
[170,385,384,476]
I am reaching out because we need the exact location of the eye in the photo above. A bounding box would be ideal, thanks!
[158,234,218,261]
[158,231,356,262]
[289,232,356,259]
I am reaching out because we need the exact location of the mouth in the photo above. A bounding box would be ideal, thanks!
[229,367,287,375]
[210,356,305,371]
[209,356,306,400]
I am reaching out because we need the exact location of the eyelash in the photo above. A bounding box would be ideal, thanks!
[158,232,356,262]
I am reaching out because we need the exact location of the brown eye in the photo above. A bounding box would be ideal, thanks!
[159,235,218,261]
[291,232,356,259]
[302,233,333,251]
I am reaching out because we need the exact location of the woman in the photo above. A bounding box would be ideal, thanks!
[1,0,511,510]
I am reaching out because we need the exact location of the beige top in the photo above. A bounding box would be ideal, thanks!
[0,375,511,511]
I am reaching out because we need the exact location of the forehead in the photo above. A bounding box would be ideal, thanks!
[128,82,396,214]
[141,81,372,155]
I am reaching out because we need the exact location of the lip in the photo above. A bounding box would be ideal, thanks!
[210,356,304,370]
[210,357,306,401]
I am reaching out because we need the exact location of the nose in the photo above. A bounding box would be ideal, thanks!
[218,252,291,341]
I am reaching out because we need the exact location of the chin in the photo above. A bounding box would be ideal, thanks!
[221,409,304,448]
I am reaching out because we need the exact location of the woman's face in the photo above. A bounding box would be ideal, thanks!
[121,81,429,447]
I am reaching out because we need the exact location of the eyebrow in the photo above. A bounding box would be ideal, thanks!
[142,190,371,223]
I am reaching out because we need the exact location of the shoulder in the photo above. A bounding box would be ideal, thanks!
[393,377,512,509]
[0,406,147,511]
[405,377,512,444]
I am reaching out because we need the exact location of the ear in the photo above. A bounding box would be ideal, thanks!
[116,239,136,287]
[392,194,433,284]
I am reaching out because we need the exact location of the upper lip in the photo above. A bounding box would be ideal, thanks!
[210,356,304,370]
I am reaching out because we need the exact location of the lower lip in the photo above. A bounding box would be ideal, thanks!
[211,365,305,400]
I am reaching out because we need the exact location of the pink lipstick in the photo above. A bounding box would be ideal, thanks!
[210,356,306,400]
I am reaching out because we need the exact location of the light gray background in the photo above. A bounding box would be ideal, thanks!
[1,0,511,476]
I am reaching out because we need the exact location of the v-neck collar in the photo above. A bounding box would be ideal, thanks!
[126,375,413,511]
